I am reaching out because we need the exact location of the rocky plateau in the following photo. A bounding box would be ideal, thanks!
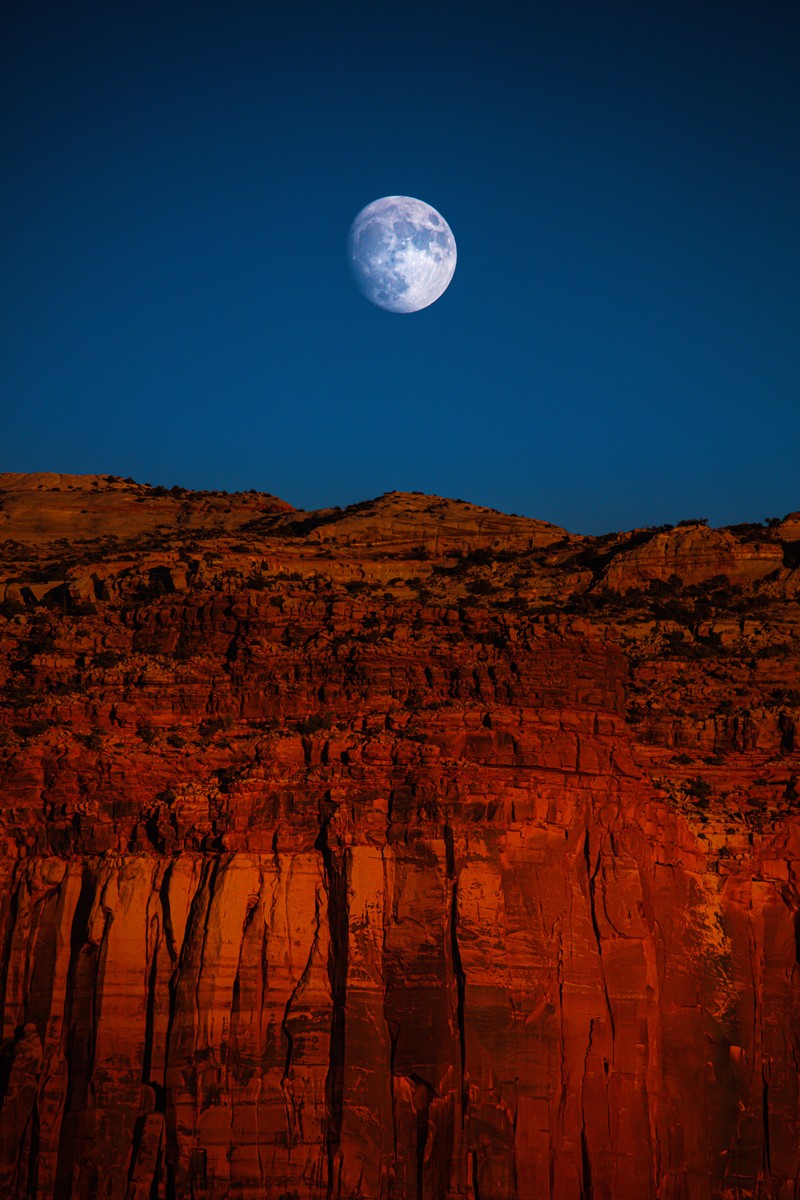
[0,472,799,1200]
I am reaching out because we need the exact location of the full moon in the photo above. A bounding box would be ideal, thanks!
[347,196,457,313]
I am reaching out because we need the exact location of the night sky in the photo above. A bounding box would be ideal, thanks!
[3,1,798,533]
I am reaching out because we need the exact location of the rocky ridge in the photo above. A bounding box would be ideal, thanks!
[0,473,799,1200]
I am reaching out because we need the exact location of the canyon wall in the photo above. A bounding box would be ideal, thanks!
[0,475,799,1199]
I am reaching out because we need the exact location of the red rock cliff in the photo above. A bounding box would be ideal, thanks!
[0,474,799,1200]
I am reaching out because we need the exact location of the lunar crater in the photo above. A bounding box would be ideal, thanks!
[348,195,457,313]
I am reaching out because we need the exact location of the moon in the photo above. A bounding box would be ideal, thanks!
[347,196,457,313]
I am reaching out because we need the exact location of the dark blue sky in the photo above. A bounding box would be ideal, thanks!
[3,1,798,533]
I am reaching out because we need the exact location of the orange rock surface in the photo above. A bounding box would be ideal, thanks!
[0,474,799,1200]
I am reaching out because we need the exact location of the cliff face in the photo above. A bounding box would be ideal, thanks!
[0,475,799,1200]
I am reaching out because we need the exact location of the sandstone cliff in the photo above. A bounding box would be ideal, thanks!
[0,474,798,1200]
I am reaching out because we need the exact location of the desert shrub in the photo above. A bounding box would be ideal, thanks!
[49,676,87,697]
[725,523,763,535]
[688,777,712,807]
[661,630,723,659]
[650,598,695,624]
[759,643,791,660]
[215,766,240,792]
[199,716,232,741]
[500,596,529,613]
[661,631,692,656]
[565,589,622,614]
[172,641,199,662]
[459,548,494,566]
[14,719,55,740]
[70,600,97,616]
[465,578,498,596]
[131,582,168,604]
[24,629,57,654]
[76,730,104,752]
[296,713,331,735]
[1,679,38,704]
[93,650,125,669]
[476,630,509,649]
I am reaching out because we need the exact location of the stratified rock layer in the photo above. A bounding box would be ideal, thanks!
[0,475,799,1200]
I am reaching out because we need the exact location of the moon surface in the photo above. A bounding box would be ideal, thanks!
[347,196,457,313]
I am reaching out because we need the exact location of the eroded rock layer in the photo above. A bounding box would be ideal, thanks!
[0,474,799,1200]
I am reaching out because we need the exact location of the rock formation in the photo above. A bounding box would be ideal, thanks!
[0,473,798,1200]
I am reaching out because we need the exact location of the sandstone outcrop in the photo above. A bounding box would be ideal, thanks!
[600,523,784,591]
[0,473,799,1200]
